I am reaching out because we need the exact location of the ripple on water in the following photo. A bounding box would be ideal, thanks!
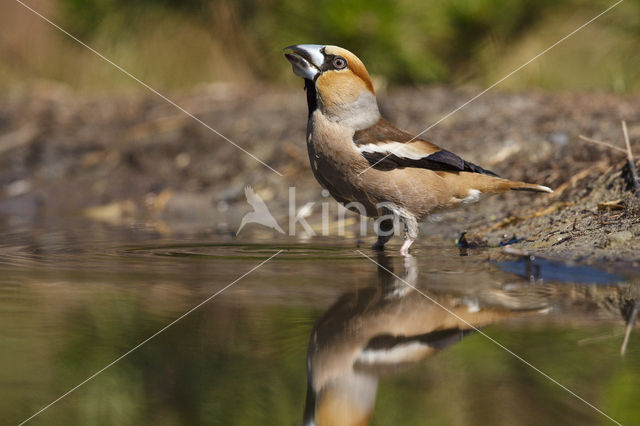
[120,242,365,261]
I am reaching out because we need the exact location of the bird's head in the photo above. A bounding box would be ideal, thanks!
[304,376,376,426]
[284,44,380,130]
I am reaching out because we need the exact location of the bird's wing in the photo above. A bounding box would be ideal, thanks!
[353,118,498,176]
[354,328,474,370]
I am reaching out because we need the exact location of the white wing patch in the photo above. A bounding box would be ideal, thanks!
[461,189,481,204]
[357,341,433,365]
[357,142,428,160]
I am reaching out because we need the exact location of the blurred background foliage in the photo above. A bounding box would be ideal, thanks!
[0,0,639,91]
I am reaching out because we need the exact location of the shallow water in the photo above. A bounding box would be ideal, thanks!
[1,224,639,425]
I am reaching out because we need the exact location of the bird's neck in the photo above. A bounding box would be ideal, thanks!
[306,81,380,131]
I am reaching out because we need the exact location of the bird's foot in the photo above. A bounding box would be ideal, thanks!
[399,238,415,257]
[402,253,416,271]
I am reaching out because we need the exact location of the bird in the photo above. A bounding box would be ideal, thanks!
[284,44,552,255]
[303,253,547,425]
[236,186,285,235]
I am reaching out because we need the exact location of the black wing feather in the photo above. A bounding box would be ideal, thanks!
[362,149,499,177]
[363,328,475,352]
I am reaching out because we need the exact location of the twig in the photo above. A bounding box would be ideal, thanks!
[577,135,626,153]
[621,120,640,196]
[578,123,639,197]
[578,331,624,346]
[621,299,638,356]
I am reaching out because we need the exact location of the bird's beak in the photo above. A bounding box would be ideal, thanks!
[284,44,325,81]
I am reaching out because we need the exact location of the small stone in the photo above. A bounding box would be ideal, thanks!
[5,179,32,197]
[607,231,633,246]
[174,152,191,169]
[548,131,568,146]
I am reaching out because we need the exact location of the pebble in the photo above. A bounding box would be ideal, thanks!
[607,230,633,246]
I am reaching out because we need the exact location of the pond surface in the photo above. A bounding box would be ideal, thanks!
[1,224,639,425]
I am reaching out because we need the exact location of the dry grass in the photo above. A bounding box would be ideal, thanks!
[0,0,251,92]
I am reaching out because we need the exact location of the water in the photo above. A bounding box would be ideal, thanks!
[1,223,639,425]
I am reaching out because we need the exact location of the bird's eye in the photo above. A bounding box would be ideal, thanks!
[332,57,347,69]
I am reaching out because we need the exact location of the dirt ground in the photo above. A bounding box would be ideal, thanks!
[1,81,639,263]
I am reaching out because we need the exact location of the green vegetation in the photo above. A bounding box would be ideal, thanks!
[1,0,639,91]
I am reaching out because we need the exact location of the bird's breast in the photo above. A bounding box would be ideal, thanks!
[306,112,381,214]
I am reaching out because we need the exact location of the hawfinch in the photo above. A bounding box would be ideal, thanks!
[284,44,552,255]
[304,254,545,425]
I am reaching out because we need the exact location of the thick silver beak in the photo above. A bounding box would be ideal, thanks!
[284,44,325,80]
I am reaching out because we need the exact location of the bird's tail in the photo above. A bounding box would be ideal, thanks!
[507,181,553,193]
[464,173,553,194]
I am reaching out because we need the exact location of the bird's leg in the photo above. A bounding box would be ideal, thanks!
[372,216,395,251]
[385,252,417,299]
[402,254,417,283]
[399,216,418,257]
[400,239,414,256]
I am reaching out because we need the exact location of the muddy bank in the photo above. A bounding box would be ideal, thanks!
[0,81,639,262]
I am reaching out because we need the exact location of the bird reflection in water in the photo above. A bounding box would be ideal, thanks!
[303,253,547,426]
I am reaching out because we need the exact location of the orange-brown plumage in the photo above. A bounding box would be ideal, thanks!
[284,44,552,255]
[304,254,546,425]
[324,46,375,94]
